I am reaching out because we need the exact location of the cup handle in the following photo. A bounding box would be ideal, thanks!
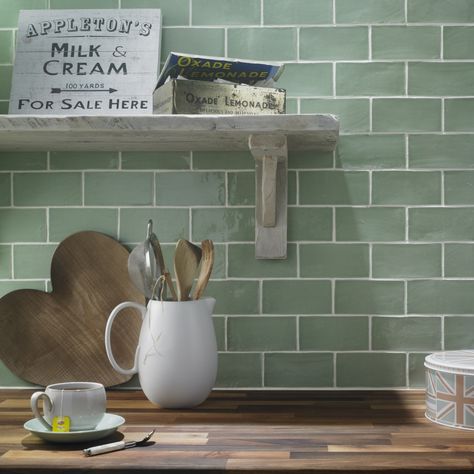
[30,392,53,430]
[105,301,146,375]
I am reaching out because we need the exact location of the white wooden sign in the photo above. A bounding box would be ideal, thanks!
[9,9,161,115]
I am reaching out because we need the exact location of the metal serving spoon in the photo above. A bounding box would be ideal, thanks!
[83,429,156,456]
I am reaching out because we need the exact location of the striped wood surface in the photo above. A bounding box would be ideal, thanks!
[0,389,473,473]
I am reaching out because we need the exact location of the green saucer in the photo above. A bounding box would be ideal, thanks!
[24,413,125,443]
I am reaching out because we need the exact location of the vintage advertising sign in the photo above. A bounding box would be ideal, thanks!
[9,9,161,115]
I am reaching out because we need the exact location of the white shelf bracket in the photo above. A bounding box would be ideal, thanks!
[248,134,288,259]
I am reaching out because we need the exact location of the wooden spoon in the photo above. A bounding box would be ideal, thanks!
[193,240,214,300]
[174,239,202,301]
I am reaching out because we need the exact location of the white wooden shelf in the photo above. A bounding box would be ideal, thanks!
[0,114,339,258]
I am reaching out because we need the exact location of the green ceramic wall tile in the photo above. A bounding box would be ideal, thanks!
[445,317,474,350]
[408,281,474,314]
[228,317,296,351]
[372,99,441,132]
[372,26,440,60]
[337,353,406,387]
[213,317,225,351]
[192,208,254,242]
[336,63,405,96]
[264,0,332,24]
[445,171,474,205]
[445,244,474,277]
[228,244,297,278]
[372,317,442,350]
[300,244,369,278]
[444,27,474,59]
[336,0,404,23]
[122,152,190,170]
[84,172,153,206]
[50,0,118,7]
[0,209,46,243]
[300,27,368,60]
[372,171,441,205]
[206,280,259,314]
[216,353,262,387]
[14,173,81,206]
[409,63,474,96]
[0,361,38,387]
[13,244,56,279]
[192,151,253,170]
[0,280,45,298]
[409,353,429,388]
[0,173,10,206]
[288,208,333,241]
[336,135,405,169]
[0,0,47,28]
[0,245,11,278]
[409,135,474,169]
[262,280,332,314]
[50,152,118,170]
[288,151,333,169]
[336,208,405,242]
[372,244,442,278]
[445,99,474,131]
[408,0,474,23]
[0,101,8,114]
[161,28,225,59]
[409,208,474,241]
[300,316,369,350]
[0,65,12,100]
[192,0,260,25]
[227,27,297,61]
[156,171,225,206]
[299,171,369,205]
[277,63,333,97]
[335,280,404,315]
[264,353,333,387]
[0,31,13,63]
[121,0,189,26]
[120,208,189,243]
[0,153,47,171]
[227,170,302,208]
[301,99,369,133]
[49,208,118,242]
[286,99,298,114]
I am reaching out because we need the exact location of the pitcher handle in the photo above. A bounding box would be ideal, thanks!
[105,301,146,375]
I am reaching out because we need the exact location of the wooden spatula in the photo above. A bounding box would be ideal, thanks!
[174,239,202,301]
[193,240,214,300]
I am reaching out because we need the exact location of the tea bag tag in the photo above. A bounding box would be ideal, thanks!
[52,416,70,432]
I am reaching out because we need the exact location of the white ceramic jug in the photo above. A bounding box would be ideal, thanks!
[105,298,217,408]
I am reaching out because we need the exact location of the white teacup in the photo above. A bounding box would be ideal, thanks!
[30,382,106,431]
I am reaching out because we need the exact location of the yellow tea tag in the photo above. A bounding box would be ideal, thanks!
[52,416,70,432]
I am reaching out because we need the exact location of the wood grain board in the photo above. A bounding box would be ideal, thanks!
[0,232,144,387]
[1,390,474,473]
[0,114,339,152]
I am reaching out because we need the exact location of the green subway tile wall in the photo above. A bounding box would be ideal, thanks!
[0,0,472,389]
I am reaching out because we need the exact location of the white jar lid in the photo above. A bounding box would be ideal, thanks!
[425,350,474,375]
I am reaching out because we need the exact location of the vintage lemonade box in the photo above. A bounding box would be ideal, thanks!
[153,79,286,115]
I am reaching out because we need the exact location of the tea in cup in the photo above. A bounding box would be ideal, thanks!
[30,381,106,432]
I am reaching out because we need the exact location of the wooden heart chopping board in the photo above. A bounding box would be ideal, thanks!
[0,231,145,387]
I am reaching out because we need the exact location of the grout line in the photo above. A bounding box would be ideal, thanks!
[260,0,264,25]
[368,25,372,60]
[440,25,444,59]
[368,315,372,351]
[333,353,337,387]
[261,353,265,387]
[332,0,336,24]
[189,0,192,26]
[296,315,300,351]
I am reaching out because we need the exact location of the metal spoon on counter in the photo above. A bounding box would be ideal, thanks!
[84,429,156,456]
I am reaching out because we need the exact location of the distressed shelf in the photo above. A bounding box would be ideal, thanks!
[0,114,339,258]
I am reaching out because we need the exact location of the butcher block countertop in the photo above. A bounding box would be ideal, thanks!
[1,389,473,473]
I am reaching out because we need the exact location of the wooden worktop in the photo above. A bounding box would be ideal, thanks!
[1,389,473,473]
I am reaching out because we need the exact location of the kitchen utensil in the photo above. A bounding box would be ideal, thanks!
[84,429,155,456]
[127,238,156,299]
[105,298,217,408]
[0,231,144,387]
[31,382,106,431]
[193,240,214,300]
[174,239,202,301]
[24,414,124,444]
